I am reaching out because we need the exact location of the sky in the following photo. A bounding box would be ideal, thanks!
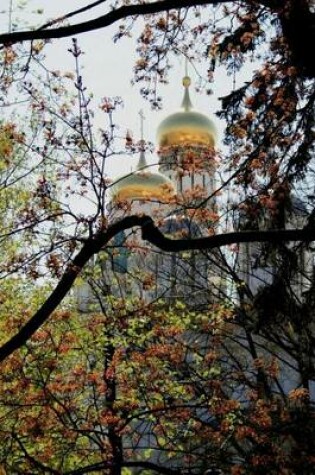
[1,0,236,179]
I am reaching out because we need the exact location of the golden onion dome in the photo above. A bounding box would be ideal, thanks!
[111,149,175,202]
[157,76,217,148]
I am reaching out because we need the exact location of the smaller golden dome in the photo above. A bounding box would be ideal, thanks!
[111,150,175,202]
[157,76,217,148]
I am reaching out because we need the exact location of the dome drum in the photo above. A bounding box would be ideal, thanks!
[159,144,217,174]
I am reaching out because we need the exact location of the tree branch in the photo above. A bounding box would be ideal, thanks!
[12,433,61,475]
[1,0,313,78]
[1,1,313,76]
[37,0,109,32]
[141,218,315,251]
[0,214,313,364]
[65,459,181,475]
[0,0,229,45]
[124,461,181,475]
[0,215,143,364]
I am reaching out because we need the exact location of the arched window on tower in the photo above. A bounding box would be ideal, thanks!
[111,231,128,274]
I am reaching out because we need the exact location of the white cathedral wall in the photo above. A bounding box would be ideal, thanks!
[237,202,313,300]
[237,241,274,295]
[235,205,315,403]
[285,210,314,300]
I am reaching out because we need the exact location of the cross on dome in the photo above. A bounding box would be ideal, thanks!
[137,109,147,170]
[139,109,145,143]
[110,108,175,203]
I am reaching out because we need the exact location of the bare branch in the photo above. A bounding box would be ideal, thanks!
[37,0,109,31]
[1,0,313,76]
[0,0,229,44]
[0,213,313,364]
[0,215,140,364]
[65,460,180,475]
[141,218,315,252]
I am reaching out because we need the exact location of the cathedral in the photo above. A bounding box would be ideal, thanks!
[77,72,313,312]
[78,74,225,311]
[75,75,314,474]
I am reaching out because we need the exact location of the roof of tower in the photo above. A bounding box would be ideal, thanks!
[156,76,218,148]
[111,149,175,203]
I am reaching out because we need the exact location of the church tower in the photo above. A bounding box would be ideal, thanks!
[77,76,221,309]
[156,75,217,214]
[109,146,175,220]
[109,107,175,221]
[153,76,222,306]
